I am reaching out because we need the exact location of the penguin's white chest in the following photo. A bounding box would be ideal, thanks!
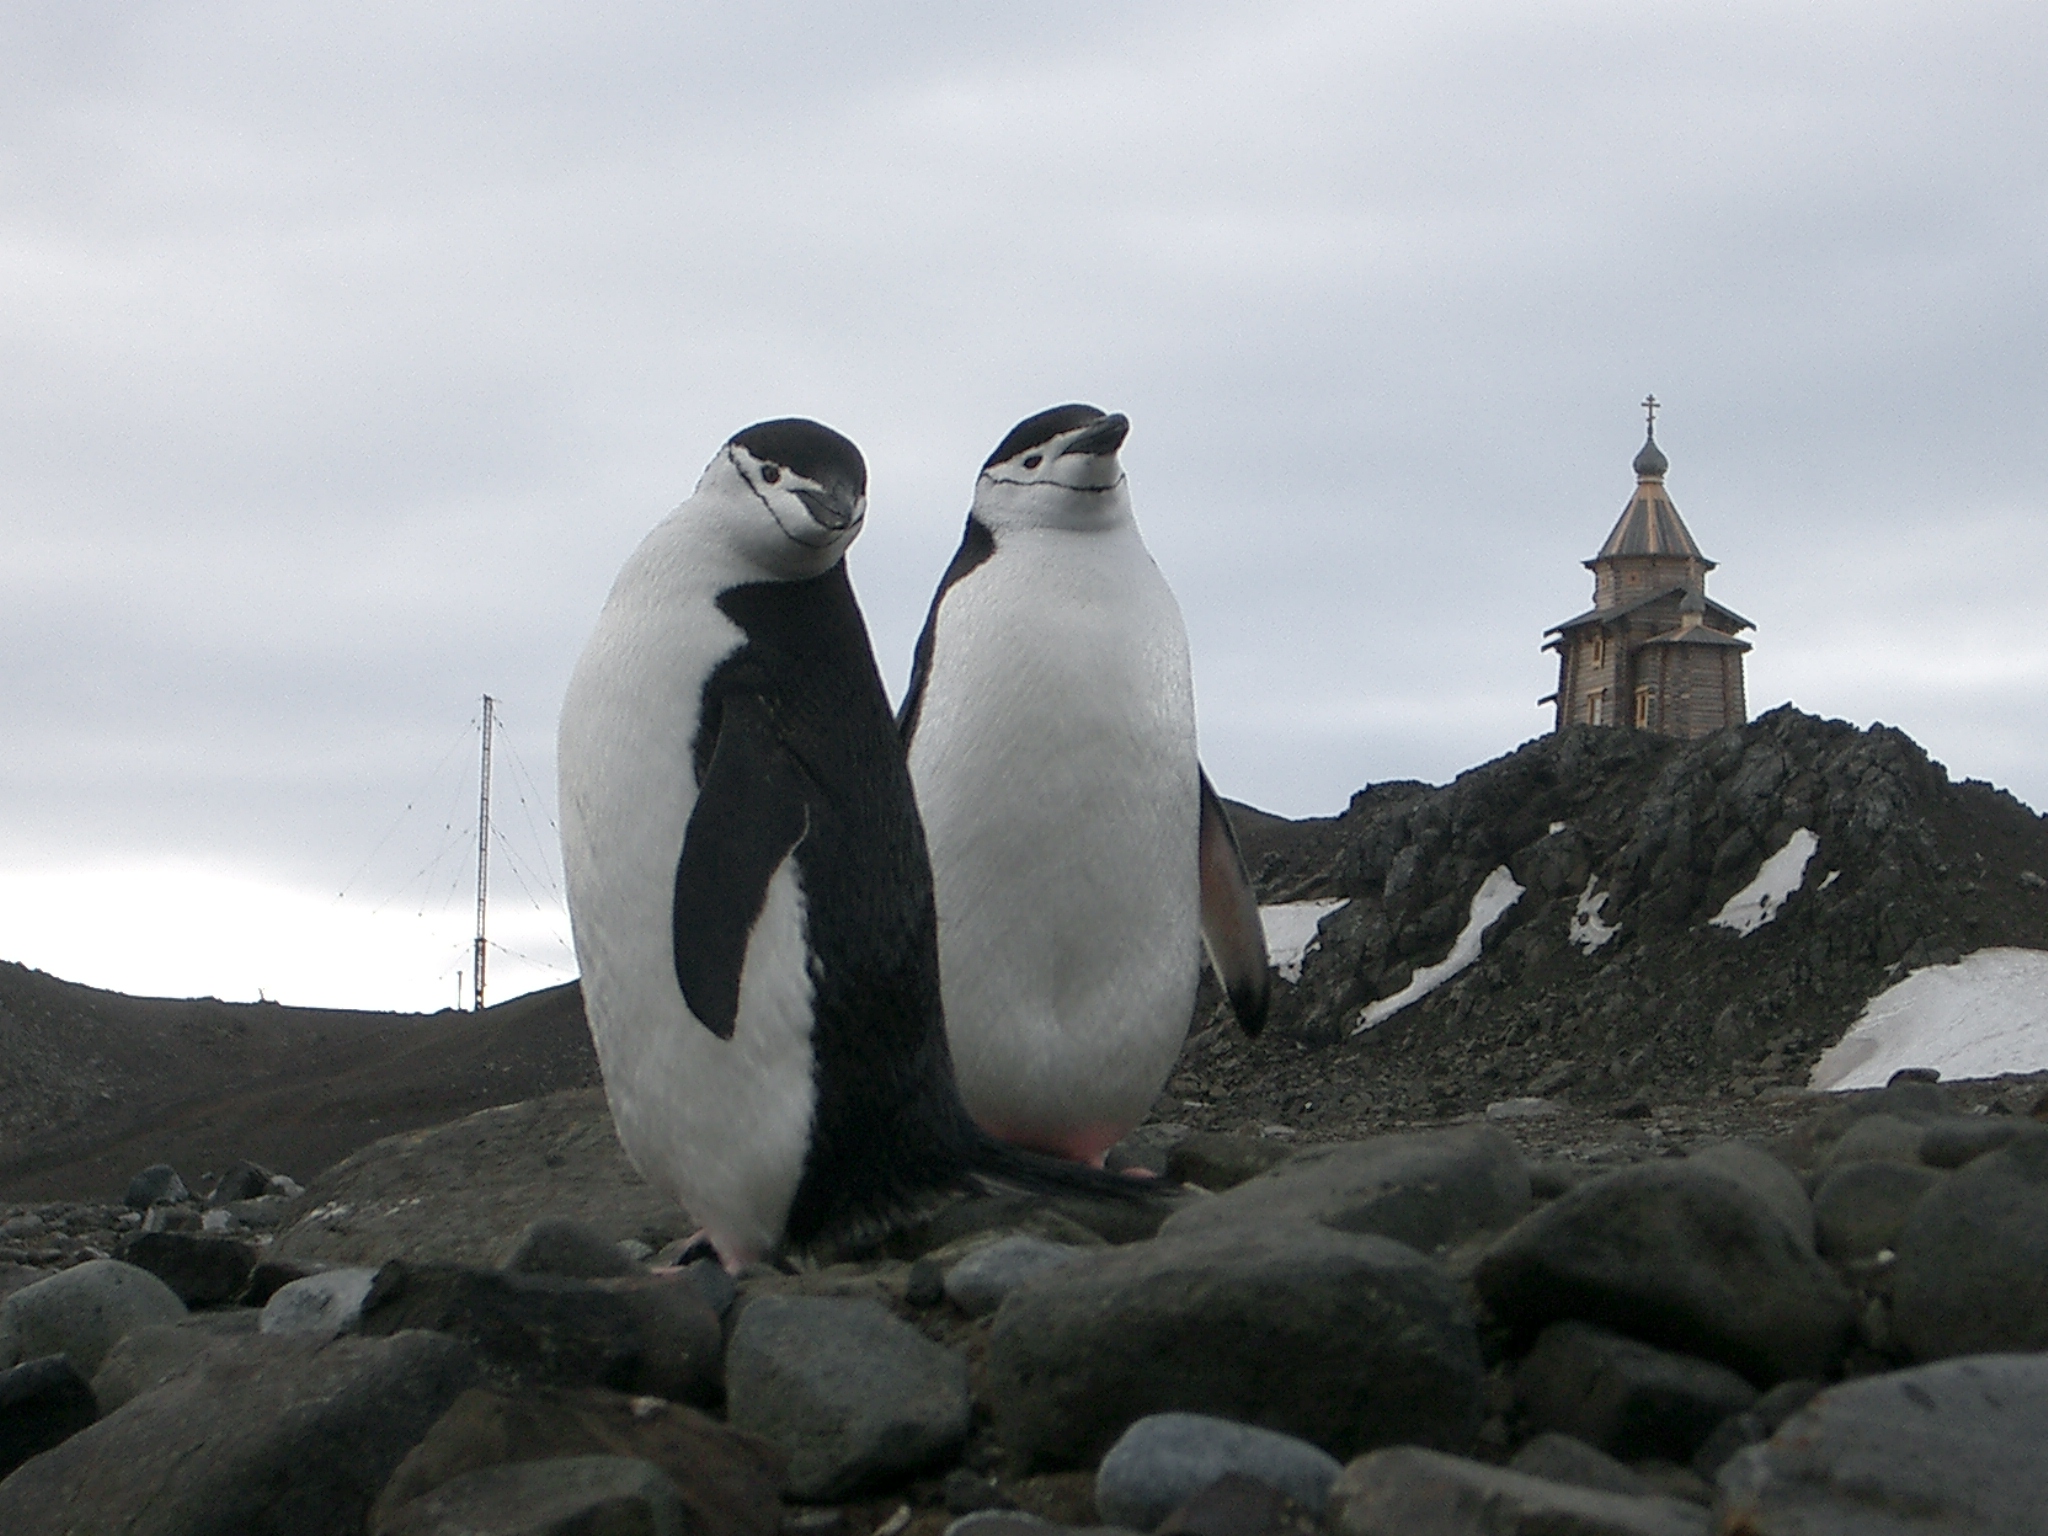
[558,562,819,1264]
[908,526,1200,1160]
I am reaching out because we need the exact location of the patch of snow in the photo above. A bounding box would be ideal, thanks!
[1485,1097,1560,1122]
[1569,877,1618,954]
[1260,898,1351,984]
[1809,948,2048,1090]
[1710,828,1820,936]
[1820,869,1840,890]
[1548,822,1567,835]
[1354,866,1525,1033]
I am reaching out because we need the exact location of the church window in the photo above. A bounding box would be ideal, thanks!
[1634,686,1653,727]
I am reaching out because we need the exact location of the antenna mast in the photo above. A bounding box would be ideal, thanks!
[473,694,494,1012]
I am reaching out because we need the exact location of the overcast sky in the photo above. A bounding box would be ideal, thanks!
[4,2,2044,1012]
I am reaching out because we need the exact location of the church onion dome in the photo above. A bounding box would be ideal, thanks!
[1632,432,1669,479]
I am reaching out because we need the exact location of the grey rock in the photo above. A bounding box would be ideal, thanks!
[1507,1432,1653,1498]
[0,1354,97,1478]
[124,1164,191,1210]
[92,1320,246,1412]
[1529,1161,1595,1200]
[683,1256,740,1320]
[1166,1133,1297,1191]
[370,1383,786,1536]
[1155,1473,1322,1536]
[942,1467,1014,1515]
[1876,1074,1948,1114]
[1917,1115,2047,1169]
[0,1329,479,1536]
[880,1191,1154,1258]
[1811,1161,1943,1261]
[1687,1379,1821,1481]
[945,1516,1060,1536]
[1514,1321,1757,1464]
[0,1258,187,1377]
[261,1266,379,1338]
[376,1453,688,1536]
[1474,1161,1857,1384]
[1330,1446,1710,1536]
[246,1256,326,1307]
[726,1294,969,1500]
[207,1160,275,1206]
[1716,1353,2048,1533]
[222,1194,297,1231]
[1095,1412,1343,1529]
[987,1223,1483,1470]
[1891,1133,2048,1359]
[1818,1113,1925,1172]
[1684,1142,1813,1252]
[506,1217,644,1279]
[273,1090,687,1269]
[943,1236,1090,1318]
[906,1259,946,1309]
[357,1261,722,1406]
[1158,1125,1530,1254]
[118,1230,259,1307]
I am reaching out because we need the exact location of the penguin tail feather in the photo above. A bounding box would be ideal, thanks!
[963,1132,1179,1202]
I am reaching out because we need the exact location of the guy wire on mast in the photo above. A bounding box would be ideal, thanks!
[474,694,494,1011]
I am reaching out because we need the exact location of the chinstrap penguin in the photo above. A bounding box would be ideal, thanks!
[558,417,1154,1270]
[900,403,1270,1165]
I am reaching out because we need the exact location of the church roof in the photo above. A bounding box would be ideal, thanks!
[1589,430,1713,566]
[1546,583,1754,636]
[1639,624,1751,649]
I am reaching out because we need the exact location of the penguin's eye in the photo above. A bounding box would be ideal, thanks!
[1022,455,1042,470]
[760,465,781,485]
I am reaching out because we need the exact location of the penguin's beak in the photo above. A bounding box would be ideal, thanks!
[1058,413,1130,459]
[795,485,861,532]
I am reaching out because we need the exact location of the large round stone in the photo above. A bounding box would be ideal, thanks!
[1474,1162,1856,1385]
[1892,1133,2048,1360]
[986,1223,1482,1471]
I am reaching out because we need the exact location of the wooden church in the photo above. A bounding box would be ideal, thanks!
[1543,401,1752,739]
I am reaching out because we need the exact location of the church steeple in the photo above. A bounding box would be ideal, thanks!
[1591,400,1710,576]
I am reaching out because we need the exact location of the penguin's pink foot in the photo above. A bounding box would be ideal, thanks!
[653,1229,753,1277]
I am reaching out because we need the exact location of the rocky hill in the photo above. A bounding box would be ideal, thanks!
[1203,706,2048,1125]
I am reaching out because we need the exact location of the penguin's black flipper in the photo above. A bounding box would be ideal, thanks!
[672,694,809,1040]
[1197,768,1271,1034]
[897,515,996,745]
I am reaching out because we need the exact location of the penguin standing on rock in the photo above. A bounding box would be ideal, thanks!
[900,404,1271,1166]
[558,418,1153,1271]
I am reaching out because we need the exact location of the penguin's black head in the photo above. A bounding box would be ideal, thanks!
[689,417,869,580]
[983,404,1109,470]
[974,404,1131,530]
[729,418,867,534]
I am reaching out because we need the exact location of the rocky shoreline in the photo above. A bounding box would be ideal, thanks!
[4,1067,2047,1534]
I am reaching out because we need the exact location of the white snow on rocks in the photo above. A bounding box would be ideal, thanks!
[1809,947,2048,1090]
[1569,878,1618,954]
[1354,866,1524,1033]
[1710,828,1820,936]
[1259,899,1351,984]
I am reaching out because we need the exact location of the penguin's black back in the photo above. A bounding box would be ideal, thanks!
[692,563,984,1249]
